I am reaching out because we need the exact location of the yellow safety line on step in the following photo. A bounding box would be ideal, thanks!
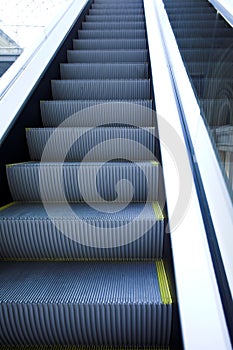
[150,160,159,166]
[156,260,172,304]
[6,161,32,168]
[0,202,16,212]
[152,202,164,220]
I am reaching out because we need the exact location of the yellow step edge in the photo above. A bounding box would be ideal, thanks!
[156,260,172,305]
[0,202,17,212]
[150,160,159,166]
[152,202,164,220]
[6,161,33,168]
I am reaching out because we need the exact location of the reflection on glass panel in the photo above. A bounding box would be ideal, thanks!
[163,0,233,197]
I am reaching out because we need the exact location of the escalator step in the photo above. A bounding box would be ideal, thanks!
[82,21,145,30]
[185,62,233,77]
[176,37,233,49]
[95,0,143,2]
[91,3,143,8]
[165,2,210,7]
[192,77,233,98]
[200,98,233,126]
[40,100,153,127]
[73,38,147,50]
[0,344,170,349]
[165,6,216,14]
[181,49,233,62]
[88,9,144,14]
[26,127,157,161]
[85,15,144,21]
[60,63,149,79]
[166,13,220,21]
[0,261,172,346]
[51,80,151,100]
[172,27,233,38]
[168,19,229,29]
[78,29,146,39]
[6,162,162,202]
[0,347,170,350]
[67,50,148,63]
[0,202,164,259]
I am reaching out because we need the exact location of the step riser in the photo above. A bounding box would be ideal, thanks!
[60,63,149,79]
[51,80,151,100]
[94,0,143,2]
[82,22,145,30]
[176,38,233,49]
[169,20,229,28]
[89,9,144,14]
[26,128,157,162]
[166,14,219,20]
[7,163,162,202]
[200,99,233,126]
[85,15,144,21]
[91,4,143,8]
[185,62,232,76]
[73,39,147,50]
[173,29,233,38]
[0,303,171,346]
[0,262,172,347]
[40,100,153,127]
[181,50,233,62]
[67,50,148,63]
[166,7,216,13]
[0,219,164,259]
[78,30,146,39]
[192,78,233,98]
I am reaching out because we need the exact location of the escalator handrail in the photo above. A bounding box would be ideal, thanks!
[144,0,232,348]
[0,0,89,146]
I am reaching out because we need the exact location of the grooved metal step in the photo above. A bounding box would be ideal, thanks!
[200,99,233,126]
[85,15,144,21]
[176,37,233,49]
[181,49,233,62]
[51,80,151,100]
[173,27,233,38]
[165,2,210,7]
[73,39,147,50]
[40,100,153,127]
[185,62,233,77]
[94,0,143,2]
[166,13,219,21]
[165,6,216,13]
[60,63,149,79]
[67,50,148,63]
[0,202,164,259]
[0,261,172,346]
[89,8,144,14]
[82,21,145,30]
[26,127,157,161]
[192,77,233,98]
[78,29,146,39]
[91,3,143,8]
[168,19,229,29]
[7,162,162,202]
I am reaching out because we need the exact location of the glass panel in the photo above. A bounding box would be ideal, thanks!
[163,0,233,199]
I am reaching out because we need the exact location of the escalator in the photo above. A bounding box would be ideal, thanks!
[163,0,233,190]
[0,0,175,348]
